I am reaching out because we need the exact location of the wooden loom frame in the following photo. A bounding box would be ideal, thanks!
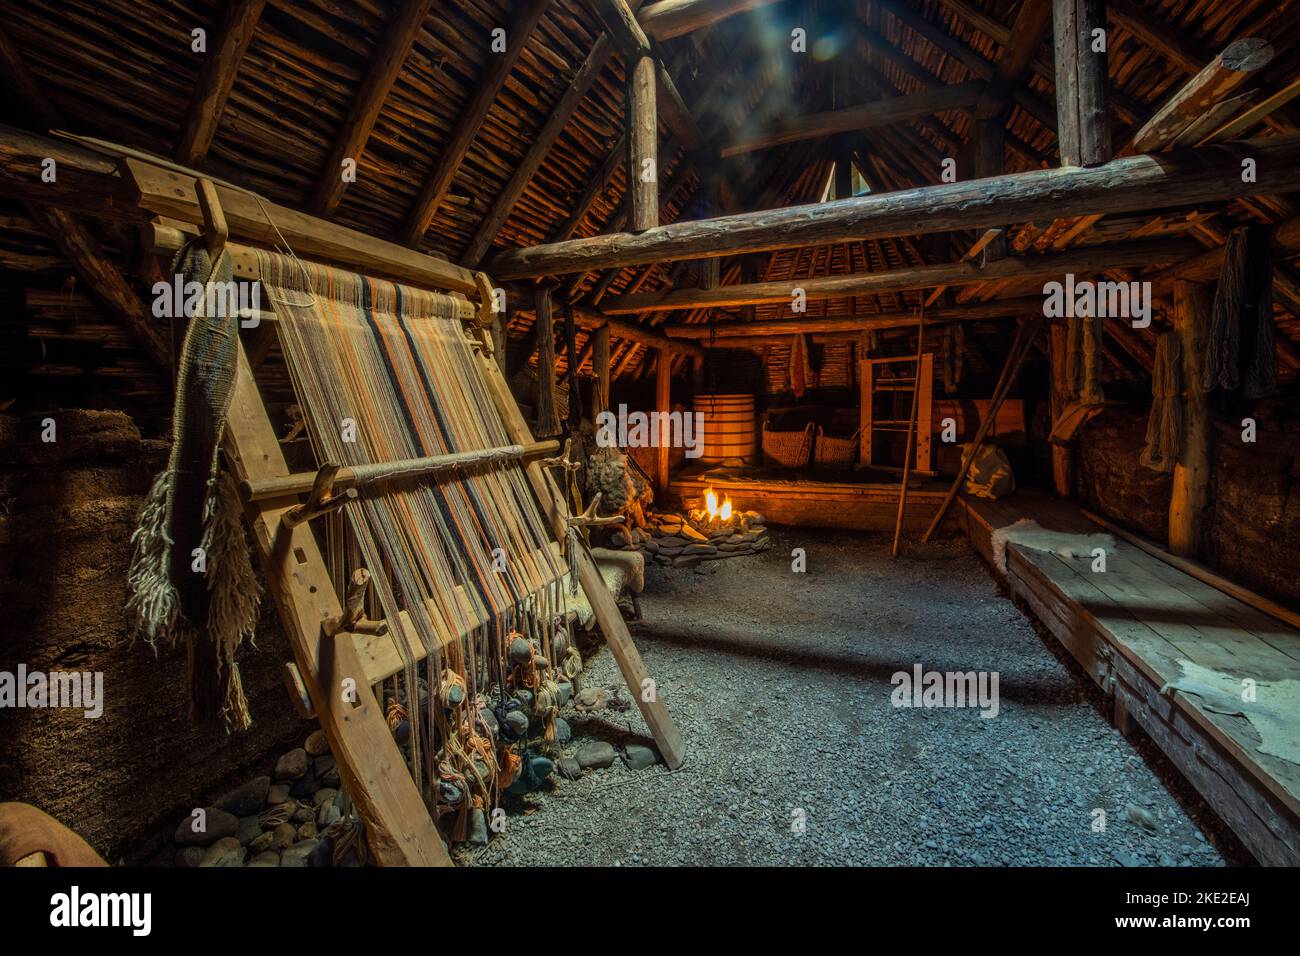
[149,173,684,868]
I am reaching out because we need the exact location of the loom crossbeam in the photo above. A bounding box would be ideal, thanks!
[241,439,561,502]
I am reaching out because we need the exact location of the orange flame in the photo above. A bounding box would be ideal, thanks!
[703,487,734,522]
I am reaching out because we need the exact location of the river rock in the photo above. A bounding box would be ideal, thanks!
[312,787,338,809]
[468,809,488,846]
[656,535,689,548]
[553,717,571,744]
[246,851,280,868]
[199,836,245,867]
[236,815,263,846]
[479,707,499,735]
[216,776,270,817]
[680,524,707,542]
[683,543,717,555]
[558,756,582,780]
[641,538,659,554]
[259,801,296,830]
[304,730,330,756]
[297,821,318,841]
[623,744,659,771]
[266,782,292,806]
[274,748,309,781]
[174,846,205,867]
[576,740,617,770]
[290,772,321,799]
[292,806,315,824]
[175,807,239,846]
[248,830,276,854]
[271,822,297,850]
[280,840,318,868]
[504,709,530,739]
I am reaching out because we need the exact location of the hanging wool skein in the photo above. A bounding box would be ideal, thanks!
[1065,304,1104,406]
[257,250,571,840]
[1204,225,1276,400]
[1140,331,1183,473]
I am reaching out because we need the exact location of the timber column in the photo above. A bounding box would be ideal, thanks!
[1169,280,1212,556]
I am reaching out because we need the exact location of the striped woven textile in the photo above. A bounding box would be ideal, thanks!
[258,251,568,793]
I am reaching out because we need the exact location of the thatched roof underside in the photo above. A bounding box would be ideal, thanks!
[1,0,1299,419]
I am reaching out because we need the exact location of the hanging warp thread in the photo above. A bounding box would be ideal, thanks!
[125,238,261,732]
[1140,330,1183,473]
[1203,225,1276,400]
[257,251,570,832]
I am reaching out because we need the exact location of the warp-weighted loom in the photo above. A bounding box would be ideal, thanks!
[134,164,684,867]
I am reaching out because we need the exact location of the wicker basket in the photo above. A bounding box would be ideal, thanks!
[814,426,859,470]
[762,421,815,469]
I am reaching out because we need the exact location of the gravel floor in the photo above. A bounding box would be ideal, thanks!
[474,528,1239,867]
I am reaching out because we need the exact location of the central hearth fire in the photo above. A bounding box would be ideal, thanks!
[612,487,771,568]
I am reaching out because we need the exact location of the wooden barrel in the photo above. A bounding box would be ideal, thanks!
[694,393,756,463]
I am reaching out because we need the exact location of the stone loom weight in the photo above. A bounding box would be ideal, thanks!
[167,173,683,867]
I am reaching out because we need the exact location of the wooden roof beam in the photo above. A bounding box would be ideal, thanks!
[975,0,1052,120]
[486,133,1300,278]
[175,0,267,166]
[722,81,985,157]
[665,297,1045,338]
[462,36,615,267]
[401,0,553,247]
[637,0,778,40]
[309,0,434,217]
[605,238,1200,313]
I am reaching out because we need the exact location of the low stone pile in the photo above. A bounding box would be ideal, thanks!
[612,507,771,568]
[170,729,356,867]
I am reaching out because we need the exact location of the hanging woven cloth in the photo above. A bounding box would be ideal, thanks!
[1203,225,1276,400]
[125,238,261,732]
[1140,330,1183,473]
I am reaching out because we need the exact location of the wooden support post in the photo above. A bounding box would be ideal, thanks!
[892,310,925,558]
[629,52,659,233]
[973,118,1007,258]
[534,287,560,437]
[1048,322,1075,496]
[1053,0,1111,167]
[473,343,686,769]
[593,324,611,416]
[655,345,671,494]
[1169,280,1212,557]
